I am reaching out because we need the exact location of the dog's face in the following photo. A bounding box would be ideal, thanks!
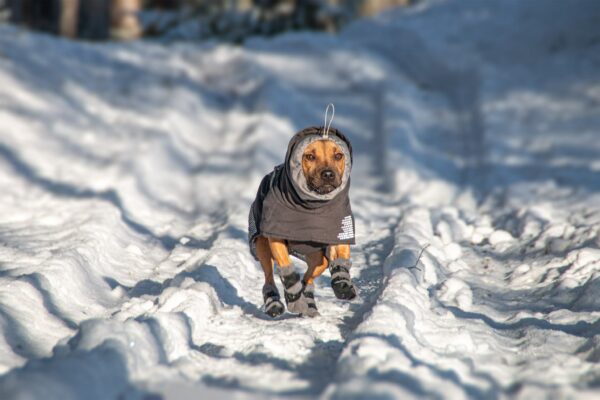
[302,140,346,195]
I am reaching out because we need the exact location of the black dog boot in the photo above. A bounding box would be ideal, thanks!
[263,283,284,318]
[279,267,319,317]
[302,282,320,317]
[329,258,357,300]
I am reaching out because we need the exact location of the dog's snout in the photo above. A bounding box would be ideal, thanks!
[321,169,335,182]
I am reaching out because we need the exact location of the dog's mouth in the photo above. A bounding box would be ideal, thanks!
[307,180,339,195]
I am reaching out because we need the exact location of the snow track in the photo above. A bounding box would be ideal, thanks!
[1,0,600,398]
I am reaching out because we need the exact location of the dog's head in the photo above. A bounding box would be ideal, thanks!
[302,139,346,195]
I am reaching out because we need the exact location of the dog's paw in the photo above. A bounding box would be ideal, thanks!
[330,262,357,300]
[286,293,319,317]
[331,280,357,300]
[265,299,285,317]
[263,283,285,318]
[300,283,320,317]
[279,268,319,317]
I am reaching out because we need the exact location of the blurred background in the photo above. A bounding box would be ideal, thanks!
[1,1,600,398]
[1,0,413,41]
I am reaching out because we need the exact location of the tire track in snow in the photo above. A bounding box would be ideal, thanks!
[207,76,405,395]
[298,80,404,395]
[288,202,401,396]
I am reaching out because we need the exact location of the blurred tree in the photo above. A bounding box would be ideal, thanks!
[0,0,10,21]
[111,0,142,39]
[145,0,181,8]
[59,0,78,37]
[8,0,140,40]
[79,0,110,39]
[360,0,411,16]
[6,0,413,41]
[9,0,60,33]
[147,0,344,41]
[253,0,336,34]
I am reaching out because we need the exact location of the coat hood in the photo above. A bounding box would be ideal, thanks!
[283,126,353,202]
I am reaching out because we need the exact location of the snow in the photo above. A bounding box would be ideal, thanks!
[1,0,600,398]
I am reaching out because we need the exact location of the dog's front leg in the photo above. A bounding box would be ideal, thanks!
[304,251,328,286]
[328,244,357,300]
[268,238,318,317]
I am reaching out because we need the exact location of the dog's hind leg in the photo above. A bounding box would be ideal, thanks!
[328,244,357,300]
[269,238,318,317]
[256,236,284,317]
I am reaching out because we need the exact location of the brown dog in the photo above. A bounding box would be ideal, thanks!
[248,127,356,317]
[254,139,351,284]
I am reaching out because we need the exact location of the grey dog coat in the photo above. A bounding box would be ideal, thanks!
[248,126,355,261]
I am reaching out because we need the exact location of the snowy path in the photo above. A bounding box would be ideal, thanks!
[1,1,600,399]
[0,23,408,398]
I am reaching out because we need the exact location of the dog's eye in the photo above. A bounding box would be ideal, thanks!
[305,154,316,161]
[334,153,344,161]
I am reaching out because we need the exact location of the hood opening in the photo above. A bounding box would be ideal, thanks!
[285,126,353,202]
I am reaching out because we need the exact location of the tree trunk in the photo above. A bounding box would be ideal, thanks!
[59,0,79,38]
[110,0,142,40]
[360,0,411,17]
[10,0,61,33]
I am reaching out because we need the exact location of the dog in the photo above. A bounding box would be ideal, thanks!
[248,125,356,317]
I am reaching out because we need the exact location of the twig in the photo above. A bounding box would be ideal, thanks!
[408,244,430,271]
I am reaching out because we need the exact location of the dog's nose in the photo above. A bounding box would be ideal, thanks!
[321,169,335,182]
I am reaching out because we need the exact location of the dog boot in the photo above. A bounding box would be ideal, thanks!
[262,283,285,318]
[279,267,318,317]
[329,258,357,300]
[302,282,320,317]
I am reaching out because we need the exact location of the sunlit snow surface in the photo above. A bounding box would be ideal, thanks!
[1,0,600,398]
